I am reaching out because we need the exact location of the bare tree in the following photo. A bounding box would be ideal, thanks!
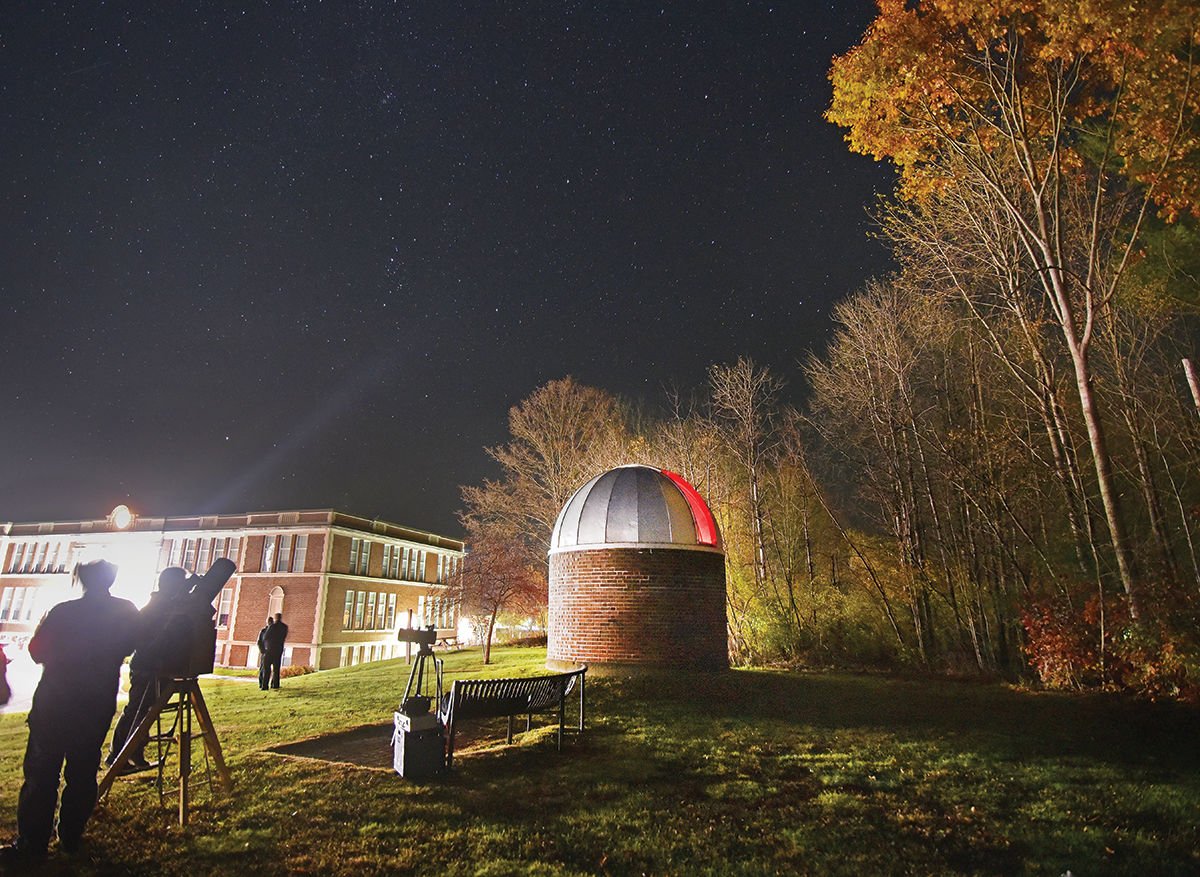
[460,376,633,571]
[451,535,542,665]
[708,358,783,601]
[829,2,1200,619]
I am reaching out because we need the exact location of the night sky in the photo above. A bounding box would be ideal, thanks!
[1,2,892,536]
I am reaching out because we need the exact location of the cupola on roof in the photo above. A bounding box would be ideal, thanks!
[549,465,721,552]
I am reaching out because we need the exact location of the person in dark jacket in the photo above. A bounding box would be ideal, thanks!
[106,567,190,770]
[262,612,288,689]
[256,617,274,690]
[0,643,10,706]
[1,560,139,862]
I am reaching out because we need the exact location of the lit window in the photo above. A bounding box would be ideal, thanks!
[293,534,308,573]
[276,534,292,573]
[217,588,233,628]
[365,592,377,631]
[260,536,276,573]
[9,588,26,622]
[354,591,366,629]
[386,593,396,629]
[343,590,355,628]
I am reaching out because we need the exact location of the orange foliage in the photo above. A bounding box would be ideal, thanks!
[828,0,1200,219]
[1021,584,1200,700]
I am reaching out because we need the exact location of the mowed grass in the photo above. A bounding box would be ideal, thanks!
[0,647,1197,876]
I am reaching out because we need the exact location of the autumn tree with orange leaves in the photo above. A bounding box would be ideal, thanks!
[828,0,1200,620]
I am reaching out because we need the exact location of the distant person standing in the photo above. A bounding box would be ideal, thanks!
[0,643,10,706]
[256,617,274,690]
[2,560,139,862]
[262,612,288,689]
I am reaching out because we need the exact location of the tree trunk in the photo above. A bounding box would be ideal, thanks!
[484,610,497,664]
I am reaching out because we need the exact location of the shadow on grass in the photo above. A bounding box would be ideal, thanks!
[260,668,1200,779]
[603,668,1200,770]
[61,655,1200,876]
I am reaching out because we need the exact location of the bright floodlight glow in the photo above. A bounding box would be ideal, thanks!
[110,504,134,529]
[97,535,161,608]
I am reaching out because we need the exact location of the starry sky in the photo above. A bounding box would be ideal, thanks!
[0,2,892,536]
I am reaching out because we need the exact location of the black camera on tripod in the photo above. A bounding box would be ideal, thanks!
[393,625,445,778]
[396,625,439,714]
[397,624,438,651]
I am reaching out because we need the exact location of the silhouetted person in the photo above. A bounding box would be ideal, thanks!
[0,643,10,706]
[2,560,139,862]
[106,567,189,770]
[262,612,288,689]
[257,617,274,690]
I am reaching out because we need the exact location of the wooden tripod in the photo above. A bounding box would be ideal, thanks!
[98,676,233,826]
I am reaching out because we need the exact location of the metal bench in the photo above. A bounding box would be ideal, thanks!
[437,666,586,768]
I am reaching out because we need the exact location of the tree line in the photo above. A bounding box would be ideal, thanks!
[456,1,1200,697]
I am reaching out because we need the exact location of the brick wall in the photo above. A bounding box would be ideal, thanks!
[302,534,325,573]
[548,547,727,671]
[232,573,320,647]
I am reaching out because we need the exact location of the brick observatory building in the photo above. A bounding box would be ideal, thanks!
[547,464,727,672]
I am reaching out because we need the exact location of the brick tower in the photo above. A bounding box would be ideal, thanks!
[547,465,727,672]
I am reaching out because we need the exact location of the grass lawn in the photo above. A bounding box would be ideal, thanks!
[0,646,1197,875]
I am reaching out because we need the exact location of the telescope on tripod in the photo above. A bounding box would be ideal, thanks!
[98,559,237,825]
[392,625,444,779]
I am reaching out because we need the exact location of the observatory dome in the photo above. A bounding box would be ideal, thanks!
[549,464,721,553]
[547,465,727,672]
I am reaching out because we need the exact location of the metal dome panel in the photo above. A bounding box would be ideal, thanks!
[549,464,722,553]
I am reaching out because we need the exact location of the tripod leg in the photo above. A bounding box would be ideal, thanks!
[187,682,233,793]
[179,688,190,827]
[97,681,177,800]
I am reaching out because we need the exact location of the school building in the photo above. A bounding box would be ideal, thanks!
[0,507,464,671]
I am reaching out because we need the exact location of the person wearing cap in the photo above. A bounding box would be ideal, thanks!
[2,559,139,862]
[106,566,190,771]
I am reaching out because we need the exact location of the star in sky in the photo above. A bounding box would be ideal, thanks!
[0,2,892,534]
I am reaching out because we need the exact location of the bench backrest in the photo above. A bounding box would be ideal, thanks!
[443,668,584,722]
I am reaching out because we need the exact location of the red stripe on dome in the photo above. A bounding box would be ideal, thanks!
[661,470,718,546]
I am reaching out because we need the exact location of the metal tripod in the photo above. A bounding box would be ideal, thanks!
[97,676,233,826]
